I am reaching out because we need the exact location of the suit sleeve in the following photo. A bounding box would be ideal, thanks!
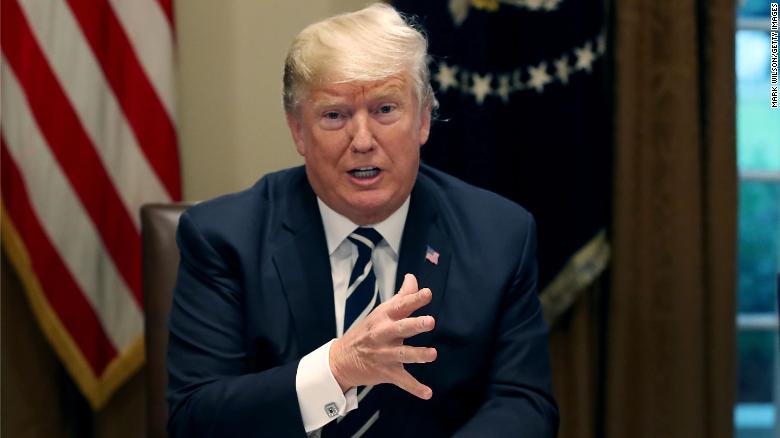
[454,215,560,437]
[166,211,308,438]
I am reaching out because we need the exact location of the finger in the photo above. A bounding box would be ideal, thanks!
[386,315,435,340]
[397,273,419,297]
[387,288,432,319]
[392,369,433,400]
[394,345,437,364]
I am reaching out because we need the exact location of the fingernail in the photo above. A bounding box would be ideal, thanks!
[423,388,433,399]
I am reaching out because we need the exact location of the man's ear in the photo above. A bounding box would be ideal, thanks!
[286,112,306,156]
[419,106,432,146]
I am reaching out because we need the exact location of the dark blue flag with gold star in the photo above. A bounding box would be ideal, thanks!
[394,0,611,320]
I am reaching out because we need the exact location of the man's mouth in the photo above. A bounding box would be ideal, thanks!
[348,167,381,179]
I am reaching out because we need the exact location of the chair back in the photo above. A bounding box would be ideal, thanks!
[141,203,192,438]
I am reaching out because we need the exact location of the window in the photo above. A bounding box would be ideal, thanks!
[734,1,780,437]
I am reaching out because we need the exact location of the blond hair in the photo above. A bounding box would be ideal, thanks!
[283,3,436,114]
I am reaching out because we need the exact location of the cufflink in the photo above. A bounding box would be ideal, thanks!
[324,402,339,418]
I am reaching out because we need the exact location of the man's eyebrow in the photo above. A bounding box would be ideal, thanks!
[309,83,406,110]
[367,85,405,100]
[309,91,352,111]
[311,98,346,110]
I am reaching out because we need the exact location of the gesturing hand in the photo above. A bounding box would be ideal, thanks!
[329,273,437,400]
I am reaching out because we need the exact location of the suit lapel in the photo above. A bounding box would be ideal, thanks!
[272,174,337,356]
[395,173,451,350]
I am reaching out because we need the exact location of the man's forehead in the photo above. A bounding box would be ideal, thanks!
[310,76,410,101]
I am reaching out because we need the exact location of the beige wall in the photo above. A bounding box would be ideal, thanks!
[176,0,371,201]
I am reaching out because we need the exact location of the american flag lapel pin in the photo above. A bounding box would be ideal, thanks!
[425,245,440,265]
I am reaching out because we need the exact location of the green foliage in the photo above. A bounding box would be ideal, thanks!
[737,181,780,313]
[737,330,778,402]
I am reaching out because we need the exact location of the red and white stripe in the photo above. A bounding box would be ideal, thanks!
[1,0,180,407]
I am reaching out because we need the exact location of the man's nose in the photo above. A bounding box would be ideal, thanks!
[349,112,374,152]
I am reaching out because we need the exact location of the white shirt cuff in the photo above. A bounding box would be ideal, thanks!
[296,339,359,433]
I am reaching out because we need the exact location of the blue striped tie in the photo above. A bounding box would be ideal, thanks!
[343,227,383,333]
[325,227,383,438]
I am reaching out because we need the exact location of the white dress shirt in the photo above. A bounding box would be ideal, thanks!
[295,196,410,434]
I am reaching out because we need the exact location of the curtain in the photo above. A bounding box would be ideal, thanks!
[550,0,736,436]
[606,0,736,436]
[549,278,608,438]
[1,254,146,438]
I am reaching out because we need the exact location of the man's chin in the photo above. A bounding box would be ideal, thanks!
[344,194,398,224]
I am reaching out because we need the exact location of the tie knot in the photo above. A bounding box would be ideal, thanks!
[348,227,383,249]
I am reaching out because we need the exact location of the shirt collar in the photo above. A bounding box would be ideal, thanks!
[317,197,410,257]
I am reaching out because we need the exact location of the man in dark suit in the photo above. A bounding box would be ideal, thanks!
[167,3,558,437]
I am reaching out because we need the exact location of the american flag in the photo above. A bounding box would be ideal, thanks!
[426,245,440,265]
[1,0,180,409]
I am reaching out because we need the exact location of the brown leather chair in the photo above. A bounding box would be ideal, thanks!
[141,203,192,438]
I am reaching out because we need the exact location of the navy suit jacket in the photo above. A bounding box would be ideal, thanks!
[167,164,559,437]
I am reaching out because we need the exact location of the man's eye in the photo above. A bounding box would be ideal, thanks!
[324,111,341,120]
[319,110,346,129]
[377,104,395,114]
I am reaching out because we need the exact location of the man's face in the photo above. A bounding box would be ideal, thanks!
[287,75,431,225]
